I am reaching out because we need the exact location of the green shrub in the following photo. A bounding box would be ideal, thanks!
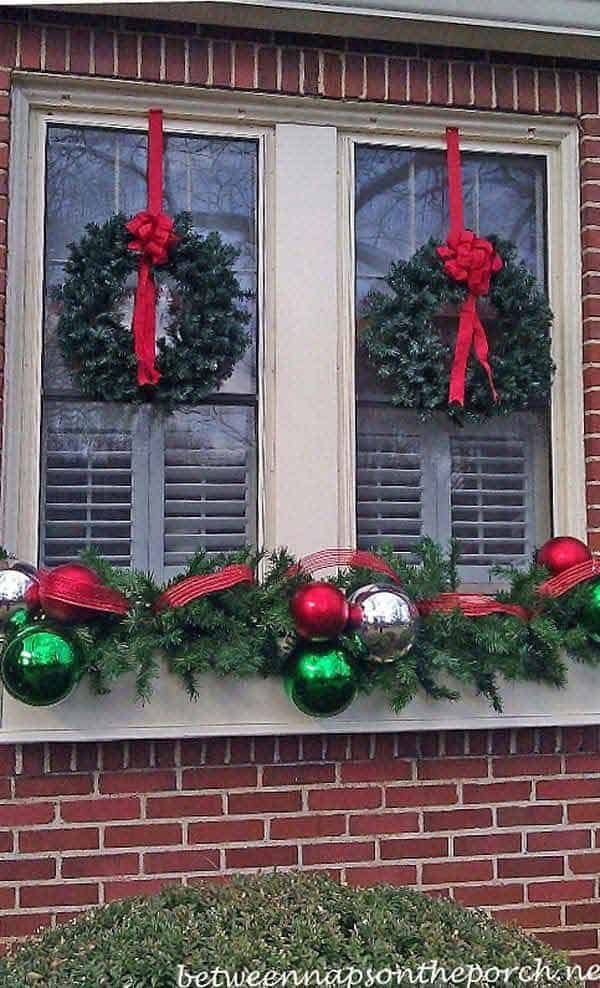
[0,873,582,988]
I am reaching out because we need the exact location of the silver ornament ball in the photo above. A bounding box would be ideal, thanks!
[349,583,419,663]
[0,560,38,626]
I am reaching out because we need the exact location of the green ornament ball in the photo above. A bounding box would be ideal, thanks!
[1,625,81,707]
[582,581,600,644]
[284,643,357,718]
[5,607,30,639]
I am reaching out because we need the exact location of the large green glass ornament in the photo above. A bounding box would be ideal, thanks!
[284,643,357,717]
[582,581,600,644]
[1,625,81,707]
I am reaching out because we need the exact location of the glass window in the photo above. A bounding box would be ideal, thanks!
[355,144,550,583]
[41,125,258,578]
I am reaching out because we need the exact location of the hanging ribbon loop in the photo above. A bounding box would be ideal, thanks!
[126,109,178,388]
[154,564,255,612]
[437,127,502,408]
[286,548,401,584]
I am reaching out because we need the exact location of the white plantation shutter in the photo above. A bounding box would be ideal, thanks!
[40,124,258,578]
[355,143,551,582]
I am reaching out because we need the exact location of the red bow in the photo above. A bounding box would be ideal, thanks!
[439,129,502,408]
[127,210,178,266]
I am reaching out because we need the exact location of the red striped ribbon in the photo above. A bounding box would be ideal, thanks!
[32,570,129,616]
[417,592,529,621]
[537,558,600,599]
[286,548,400,584]
[154,563,254,611]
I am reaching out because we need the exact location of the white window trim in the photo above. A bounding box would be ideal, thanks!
[0,73,588,740]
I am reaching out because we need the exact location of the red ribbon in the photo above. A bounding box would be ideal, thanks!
[29,570,129,617]
[287,548,400,584]
[437,128,502,407]
[538,559,600,599]
[417,592,529,622]
[126,109,177,388]
[154,564,254,611]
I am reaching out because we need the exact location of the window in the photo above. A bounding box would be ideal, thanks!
[41,125,258,578]
[354,144,551,583]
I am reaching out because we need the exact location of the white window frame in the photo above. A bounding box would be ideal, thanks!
[0,73,588,741]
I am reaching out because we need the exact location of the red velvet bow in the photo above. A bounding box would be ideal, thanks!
[438,129,503,407]
[127,210,178,266]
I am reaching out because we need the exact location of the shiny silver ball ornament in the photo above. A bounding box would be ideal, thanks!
[348,584,419,663]
[0,560,38,627]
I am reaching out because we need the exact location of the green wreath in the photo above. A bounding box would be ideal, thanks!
[54,213,251,407]
[359,237,555,421]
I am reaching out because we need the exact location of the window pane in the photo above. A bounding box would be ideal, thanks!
[40,124,259,573]
[354,143,550,576]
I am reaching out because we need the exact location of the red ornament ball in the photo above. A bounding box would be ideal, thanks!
[537,537,592,575]
[30,563,103,624]
[290,582,350,642]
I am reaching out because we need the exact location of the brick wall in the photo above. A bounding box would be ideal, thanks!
[1,6,600,959]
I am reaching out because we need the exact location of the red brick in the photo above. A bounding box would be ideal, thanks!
[19,827,99,853]
[528,829,591,852]
[69,27,91,74]
[492,755,561,778]
[349,812,419,836]
[105,823,181,848]
[225,845,297,869]
[189,39,209,86]
[539,69,558,112]
[381,837,448,859]
[423,808,492,832]
[559,70,578,114]
[582,205,600,227]
[388,57,407,102]
[581,77,599,115]
[213,41,232,87]
[345,53,364,99]
[528,879,595,903]
[0,24,17,66]
[100,770,175,795]
[541,778,600,800]
[0,857,56,882]
[48,744,71,774]
[570,852,600,874]
[121,742,151,767]
[15,774,93,798]
[62,853,139,878]
[303,49,319,96]
[303,841,375,866]
[203,739,227,764]
[516,67,536,112]
[409,58,427,103]
[341,760,411,784]
[323,53,342,99]
[281,49,300,94]
[234,43,255,90]
[105,877,180,901]
[61,796,141,823]
[495,65,514,110]
[141,35,161,81]
[0,887,15,911]
[270,815,345,840]
[0,913,52,938]
[154,741,177,768]
[539,928,598,952]
[145,849,220,874]
[473,63,493,109]
[496,904,562,928]
[19,24,42,70]
[498,804,562,827]
[418,758,488,780]
[165,37,185,83]
[102,742,125,771]
[346,865,416,886]
[452,62,471,107]
[386,783,458,808]
[309,787,381,811]
[568,802,600,823]
[190,819,264,843]
[0,802,54,827]
[366,56,386,101]
[182,766,256,790]
[229,790,301,814]
[567,901,600,925]
[257,46,277,91]
[21,745,44,776]
[264,763,335,786]
[423,860,493,885]
[21,883,98,908]
[498,855,564,879]
[454,884,525,907]
[94,30,115,76]
[464,780,531,803]
[147,794,222,818]
[454,833,521,856]
[116,33,137,77]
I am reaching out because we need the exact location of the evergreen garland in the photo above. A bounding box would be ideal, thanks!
[360,238,555,422]
[53,213,251,407]
[18,539,600,714]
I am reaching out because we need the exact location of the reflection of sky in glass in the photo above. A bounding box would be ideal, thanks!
[44,125,258,396]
